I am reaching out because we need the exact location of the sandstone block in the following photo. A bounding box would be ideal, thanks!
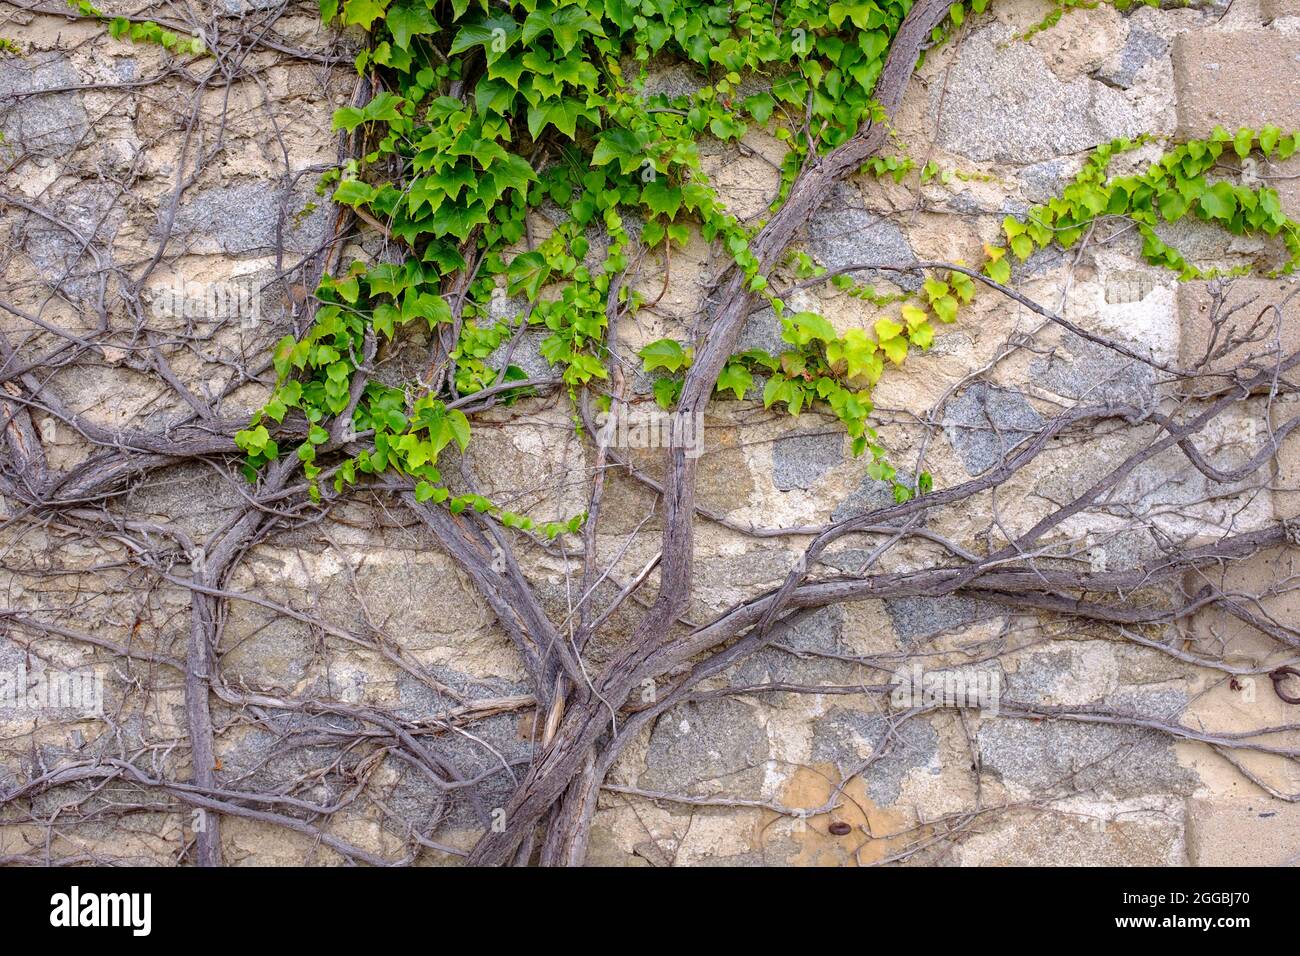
[1176,278,1300,395]
[1172,31,1300,138]
[1263,0,1300,20]
[1186,797,1300,865]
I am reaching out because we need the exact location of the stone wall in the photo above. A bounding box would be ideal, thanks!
[0,0,1298,865]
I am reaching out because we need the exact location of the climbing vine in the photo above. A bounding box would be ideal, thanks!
[71,0,208,55]
[236,0,982,511]
[22,0,1300,872]
[227,0,1299,518]
[986,128,1300,283]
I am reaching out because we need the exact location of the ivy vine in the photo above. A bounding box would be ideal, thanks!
[210,0,1298,518]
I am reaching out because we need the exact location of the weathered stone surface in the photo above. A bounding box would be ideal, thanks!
[1094,25,1169,90]
[806,184,919,290]
[220,712,363,793]
[1186,797,1300,865]
[486,328,553,381]
[119,462,245,539]
[640,61,709,101]
[979,711,1198,798]
[1263,0,1300,21]
[1185,547,1300,655]
[1172,30,1300,139]
[735,606,850,685]
[1030,336,1158,409]
[702,142,783,220]
[954,803,1184,865]
[810,709,939,805]
[1016,159,1071,204]
[772,431,843,490]
[937,23,1144,164]
[166,182,333,254]
[429,712,533,828]
[217,0,284,13]
[455,405,588,528]
[0,52,90,158]
[943,383,1043,476]
[1006,642,1119,707]
[603,419,755,520]
[585,815,653,866]
[830,471,916,523]
[1176,278,1300,395]
[697,426,758,514]
[22,183,127,302]
[1132,441,1270,536]
[884,595,991,643]
[737,305,786,356]
[219,613,315,691]
[1276,398,1300,519]
[396,667,526,721]
[640,698,769,795]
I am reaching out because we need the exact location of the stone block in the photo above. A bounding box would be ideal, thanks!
[1172,30,1300,139]
[943,382,1043,476]
[937,23,1144,164]
[165,181,333,255]
[639,698,769,796]
[979,709,1198,798]
[811,709,938,806]
[1262,0,1300,20]
[1276,397,1300,519]
[772,431,843,491]
[954,803,1184,865]
[1185,547,1300,658]
[1176,278,1300,395]
[1186,797,1300,865]
[807,184,919,291]
[0,52,90,158]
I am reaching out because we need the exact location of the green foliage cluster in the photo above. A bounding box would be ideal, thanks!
[982,128,1300,285]
[638,264,973,489]
[93,0,1285,515]
[638,126,1300,501]
[70,0,207,55]
[1018,0,1159,39]
[230,0,986,511]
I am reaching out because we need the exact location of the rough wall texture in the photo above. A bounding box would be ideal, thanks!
[0,0,1298,866]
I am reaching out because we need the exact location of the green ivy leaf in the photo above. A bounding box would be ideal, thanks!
[386,0,438,49]
[642,179,682,218]
[450,16,519,58]
[591,128,646,174]
[785,312,837,346]
[1233,127,1255,160]
[716,362,753,400]
[878,336,908,364]
[874,317,903,341]
[639,338,688,373]
[986,256,1011,284]
[653,376,682,408]
[341,0,390,30]
[1197,182,1237,221]
[506,251,551,300]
